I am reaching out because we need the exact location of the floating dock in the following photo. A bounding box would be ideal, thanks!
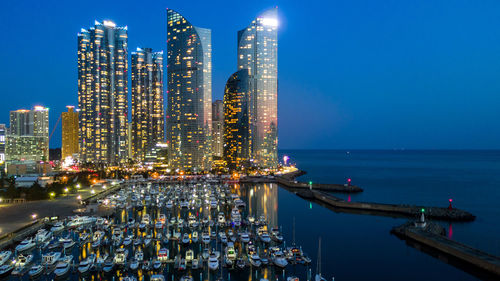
[392,222,500,279]
[293,189,475,221]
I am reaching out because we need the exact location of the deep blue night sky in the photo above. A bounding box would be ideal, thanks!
[1,0,500,149]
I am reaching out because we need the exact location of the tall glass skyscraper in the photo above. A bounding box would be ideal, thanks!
[237,8,278,168]
[223,70,251,169]
[131,47,164,162]
[78,20,128,165]
[166,9,212,171]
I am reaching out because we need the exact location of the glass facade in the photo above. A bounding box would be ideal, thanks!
[237,8,278,168]
[0,124,6,164]
[61,106,79,160]
[78,20,129,165]
[6,107,49,162]
[166,9,212,171]
[223,69,252,169]
[212,100,224,158]
[131,47,164,162]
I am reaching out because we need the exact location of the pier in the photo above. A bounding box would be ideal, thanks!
[293,189,475,221]
[392,222,500,279]
[242,169,364,193]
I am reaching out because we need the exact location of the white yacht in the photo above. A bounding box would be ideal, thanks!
[35,229,52,243]
[54,260,71,277]
[50,222,64,233]
[208,253,219,270]
[15,238,36,252]
[0,251,12,266]
[113,248,128,265]
[78,253,95,274]
[42,251,61,266]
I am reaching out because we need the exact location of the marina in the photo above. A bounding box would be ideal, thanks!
[0,179,319,281]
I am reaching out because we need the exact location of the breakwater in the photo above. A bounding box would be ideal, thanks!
[293,189,475,221]
[392,222,500,279]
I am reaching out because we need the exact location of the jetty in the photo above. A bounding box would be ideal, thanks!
[392,222,500,279]
[241,169,364,193]
[293,189,475,221]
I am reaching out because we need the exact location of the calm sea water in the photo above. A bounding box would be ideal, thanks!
[277,149,500,280]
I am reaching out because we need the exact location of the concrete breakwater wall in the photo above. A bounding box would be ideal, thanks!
[392,222,500,278]
[294,189,475,221]
[275,170,364,193]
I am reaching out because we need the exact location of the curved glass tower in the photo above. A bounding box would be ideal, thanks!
[223,69,251,169]
[166,9,212,171]
[237,8,278,168]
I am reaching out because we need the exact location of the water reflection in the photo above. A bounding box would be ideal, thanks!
[6,183,310,281]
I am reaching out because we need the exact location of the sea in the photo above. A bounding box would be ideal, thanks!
[276,149,500,281]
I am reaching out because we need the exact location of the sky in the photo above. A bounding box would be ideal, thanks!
[1,0,500,149]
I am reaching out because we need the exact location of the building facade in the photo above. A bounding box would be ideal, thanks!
[6,107,49,162]
[131,47,164,162]
[223,70,252,169]
[0,124,5,164]
[166,9,212,171]
[212,100,224,158]
[78,20,129,165]
[61,106,79,160]
[237,8,278,168]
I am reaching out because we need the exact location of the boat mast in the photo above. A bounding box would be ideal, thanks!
[317,237,322,276]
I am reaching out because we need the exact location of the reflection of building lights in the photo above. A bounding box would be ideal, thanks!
[64,188,69,193]
[77,195,82,200]
[76,184,81,189]
[91,189,95,194]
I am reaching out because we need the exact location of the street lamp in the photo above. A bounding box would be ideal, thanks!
[31,213,37,220]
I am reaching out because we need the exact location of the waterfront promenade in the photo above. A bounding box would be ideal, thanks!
[0,186,94,235]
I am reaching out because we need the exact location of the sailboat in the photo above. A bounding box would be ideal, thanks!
[315,237,327,281]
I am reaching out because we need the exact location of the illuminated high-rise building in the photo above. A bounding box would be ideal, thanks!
[78,20,128,165]
[212,100,224,158]
[61,106,79,160]
[223,70,252,169]
[237,8,278,168]
[166,9,212,171]
[6,106,49,162]
[0,124,6,164]
[131,47,164,162]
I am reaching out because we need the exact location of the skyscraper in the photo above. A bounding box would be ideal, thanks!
[212,100,224,158]
[131,47,164,162]
[223,70,252,169]
[78,20,128,165]
[166,9,212,171]
[237,8,278,168]
[6,106,49,162]
[61,106,79,160]
[0,124,6,164]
